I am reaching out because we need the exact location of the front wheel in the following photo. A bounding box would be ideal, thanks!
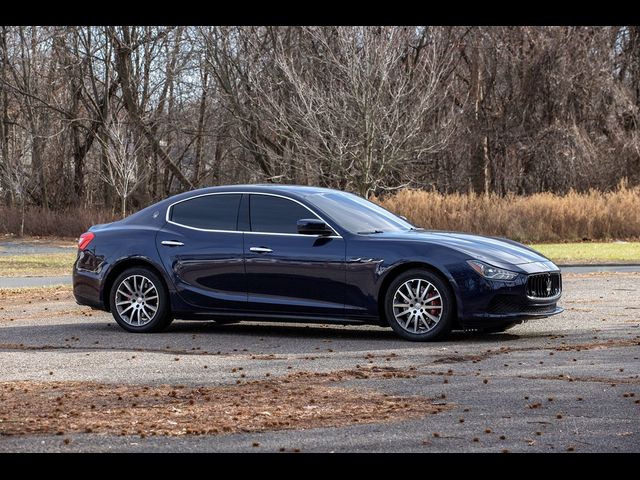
[384,269,454,341]
[110,267,173,333]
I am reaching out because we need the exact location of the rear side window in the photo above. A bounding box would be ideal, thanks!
[250,195,319,234]
[170,194,241,230]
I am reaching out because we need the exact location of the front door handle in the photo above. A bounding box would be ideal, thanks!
[249,246,273,254]
[161,240,184,247]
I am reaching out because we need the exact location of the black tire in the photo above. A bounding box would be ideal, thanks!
[109,267,173,333]
[481,322,520,334]
[383,269,454,341]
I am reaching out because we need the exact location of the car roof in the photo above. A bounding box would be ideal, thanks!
[165,184,340,203]
[196,184,335,194]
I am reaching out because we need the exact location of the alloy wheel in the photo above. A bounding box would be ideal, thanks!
[392,278,443,334]
[114,274,159,326]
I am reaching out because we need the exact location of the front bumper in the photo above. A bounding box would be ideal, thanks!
[455,264,563,327]
[461,305,564,328]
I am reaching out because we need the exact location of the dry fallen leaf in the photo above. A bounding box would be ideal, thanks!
[0,369,450,437]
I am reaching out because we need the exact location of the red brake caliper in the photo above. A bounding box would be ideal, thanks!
[429,296,441,316]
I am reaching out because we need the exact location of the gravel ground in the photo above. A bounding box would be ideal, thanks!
[0,272,638,452]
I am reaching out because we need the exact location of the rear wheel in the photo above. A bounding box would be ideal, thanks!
[110,267,173,333]
[384,269,454,341]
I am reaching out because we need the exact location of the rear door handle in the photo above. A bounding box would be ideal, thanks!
[249,246,273,253]
[161,240,184,247]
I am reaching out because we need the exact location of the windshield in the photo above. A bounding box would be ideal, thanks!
[306,191,416,234]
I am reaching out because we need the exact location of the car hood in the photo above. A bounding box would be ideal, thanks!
[376,230,554,268]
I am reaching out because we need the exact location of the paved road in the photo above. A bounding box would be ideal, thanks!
[562,265,640,273]
[0,240,74,256]
[0,271,638,452]
[0,275,72,288]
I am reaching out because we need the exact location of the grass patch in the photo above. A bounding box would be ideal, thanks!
[529,242,640,264]
[0,253,76,277]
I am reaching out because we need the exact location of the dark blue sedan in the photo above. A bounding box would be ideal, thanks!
[72,185,563,341]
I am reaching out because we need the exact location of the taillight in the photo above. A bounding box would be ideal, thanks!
[78,232,95,250]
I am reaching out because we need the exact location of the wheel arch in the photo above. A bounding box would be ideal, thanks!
[377,261,461,326]
[102,257,171,311]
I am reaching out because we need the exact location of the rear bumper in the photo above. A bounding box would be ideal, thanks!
[74,291,104,310]
[73,256,107,311]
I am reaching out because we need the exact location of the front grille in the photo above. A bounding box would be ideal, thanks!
[526,272,561,298]
[488,295,557,315]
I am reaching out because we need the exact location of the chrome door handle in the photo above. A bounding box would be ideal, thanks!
[249,247,273,253]
[161,240,184,247]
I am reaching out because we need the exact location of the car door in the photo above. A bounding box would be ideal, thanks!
[156,193,247,311]
[244,193,347,316]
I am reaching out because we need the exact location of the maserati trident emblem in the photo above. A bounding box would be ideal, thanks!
[546,275,552,295]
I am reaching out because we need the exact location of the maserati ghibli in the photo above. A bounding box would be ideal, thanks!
[73,185,562,341]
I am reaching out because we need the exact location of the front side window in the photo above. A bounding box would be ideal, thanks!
[250,195,319,234]
[306,191,414,234]
[170,194,241,230]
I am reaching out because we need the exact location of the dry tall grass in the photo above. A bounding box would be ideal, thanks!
[375,184,640,243]
[0,206,118,238]
[2,185,640,242]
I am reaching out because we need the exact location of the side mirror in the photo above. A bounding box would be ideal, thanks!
[297,218,333,236]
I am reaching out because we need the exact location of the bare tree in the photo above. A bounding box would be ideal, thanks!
[106,26,194,191]
[0,122,33,236]
[1,25,640,227]
[254,26,461,196]
[99,116,147,217]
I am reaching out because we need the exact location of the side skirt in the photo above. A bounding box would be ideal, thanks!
[172,310,379,326]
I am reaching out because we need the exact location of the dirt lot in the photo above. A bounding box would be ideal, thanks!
[0,272,638,452]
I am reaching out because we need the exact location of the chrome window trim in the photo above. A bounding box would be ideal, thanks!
[165,191,343,238]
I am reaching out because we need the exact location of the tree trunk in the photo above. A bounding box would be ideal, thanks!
[0,28,11,206]
[71,80,120,203]
[482,135,490,196]
[31,133,48,207]
[192,70,209,186]
[470,40,490,195]
[19,196,25,237]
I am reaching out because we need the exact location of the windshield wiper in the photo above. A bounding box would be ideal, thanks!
[357,229,385,235]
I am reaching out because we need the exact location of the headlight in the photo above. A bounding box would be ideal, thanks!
[467,260,518,281]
